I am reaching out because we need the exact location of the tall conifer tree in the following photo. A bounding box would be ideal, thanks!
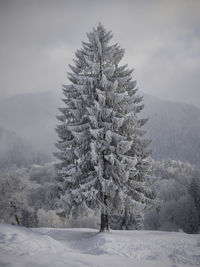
[55,24,152,231]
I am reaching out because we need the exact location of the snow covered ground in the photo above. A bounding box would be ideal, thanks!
[0,223,200,267]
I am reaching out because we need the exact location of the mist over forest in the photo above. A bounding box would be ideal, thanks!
[0,91,200,168]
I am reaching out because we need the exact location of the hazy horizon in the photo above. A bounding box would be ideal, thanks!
[1,89,200,111]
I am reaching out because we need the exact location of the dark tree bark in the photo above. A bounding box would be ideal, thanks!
[15,214,21,226]
[100,195,109,232]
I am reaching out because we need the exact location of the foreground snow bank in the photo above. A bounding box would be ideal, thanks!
[0,224,199,267]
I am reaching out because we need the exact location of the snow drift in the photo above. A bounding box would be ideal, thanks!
[0,223,200,267]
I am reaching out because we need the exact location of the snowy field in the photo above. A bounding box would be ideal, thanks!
[0,223,200,267]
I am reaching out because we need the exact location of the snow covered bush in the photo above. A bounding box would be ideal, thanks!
[144,160,200,233]
[0,171,36,227]
[55,23,152,231]
[28,164,59,211]
[0,162,58,228]
[67,212,100,229]
[37,209,62,228]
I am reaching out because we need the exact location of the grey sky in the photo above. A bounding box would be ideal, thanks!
[0,0,200,106]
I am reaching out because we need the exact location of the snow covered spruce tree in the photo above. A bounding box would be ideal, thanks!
[55,24,152,231]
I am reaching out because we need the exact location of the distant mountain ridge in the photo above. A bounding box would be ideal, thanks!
[142,94,200,165]
[0,91,200,165]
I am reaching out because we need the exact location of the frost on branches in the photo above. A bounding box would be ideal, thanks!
[55,24,152,231]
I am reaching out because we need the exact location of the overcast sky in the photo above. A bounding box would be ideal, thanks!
[0,0,200,106]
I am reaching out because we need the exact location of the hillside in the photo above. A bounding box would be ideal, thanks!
[142,94,200,165]
[1,91,200,165]
[0,224,199,267]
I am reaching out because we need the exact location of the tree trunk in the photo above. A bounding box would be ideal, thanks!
[100,213,109,232]
[100,195,109,232]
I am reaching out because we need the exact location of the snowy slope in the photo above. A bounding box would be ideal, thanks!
[0,224,200,267]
